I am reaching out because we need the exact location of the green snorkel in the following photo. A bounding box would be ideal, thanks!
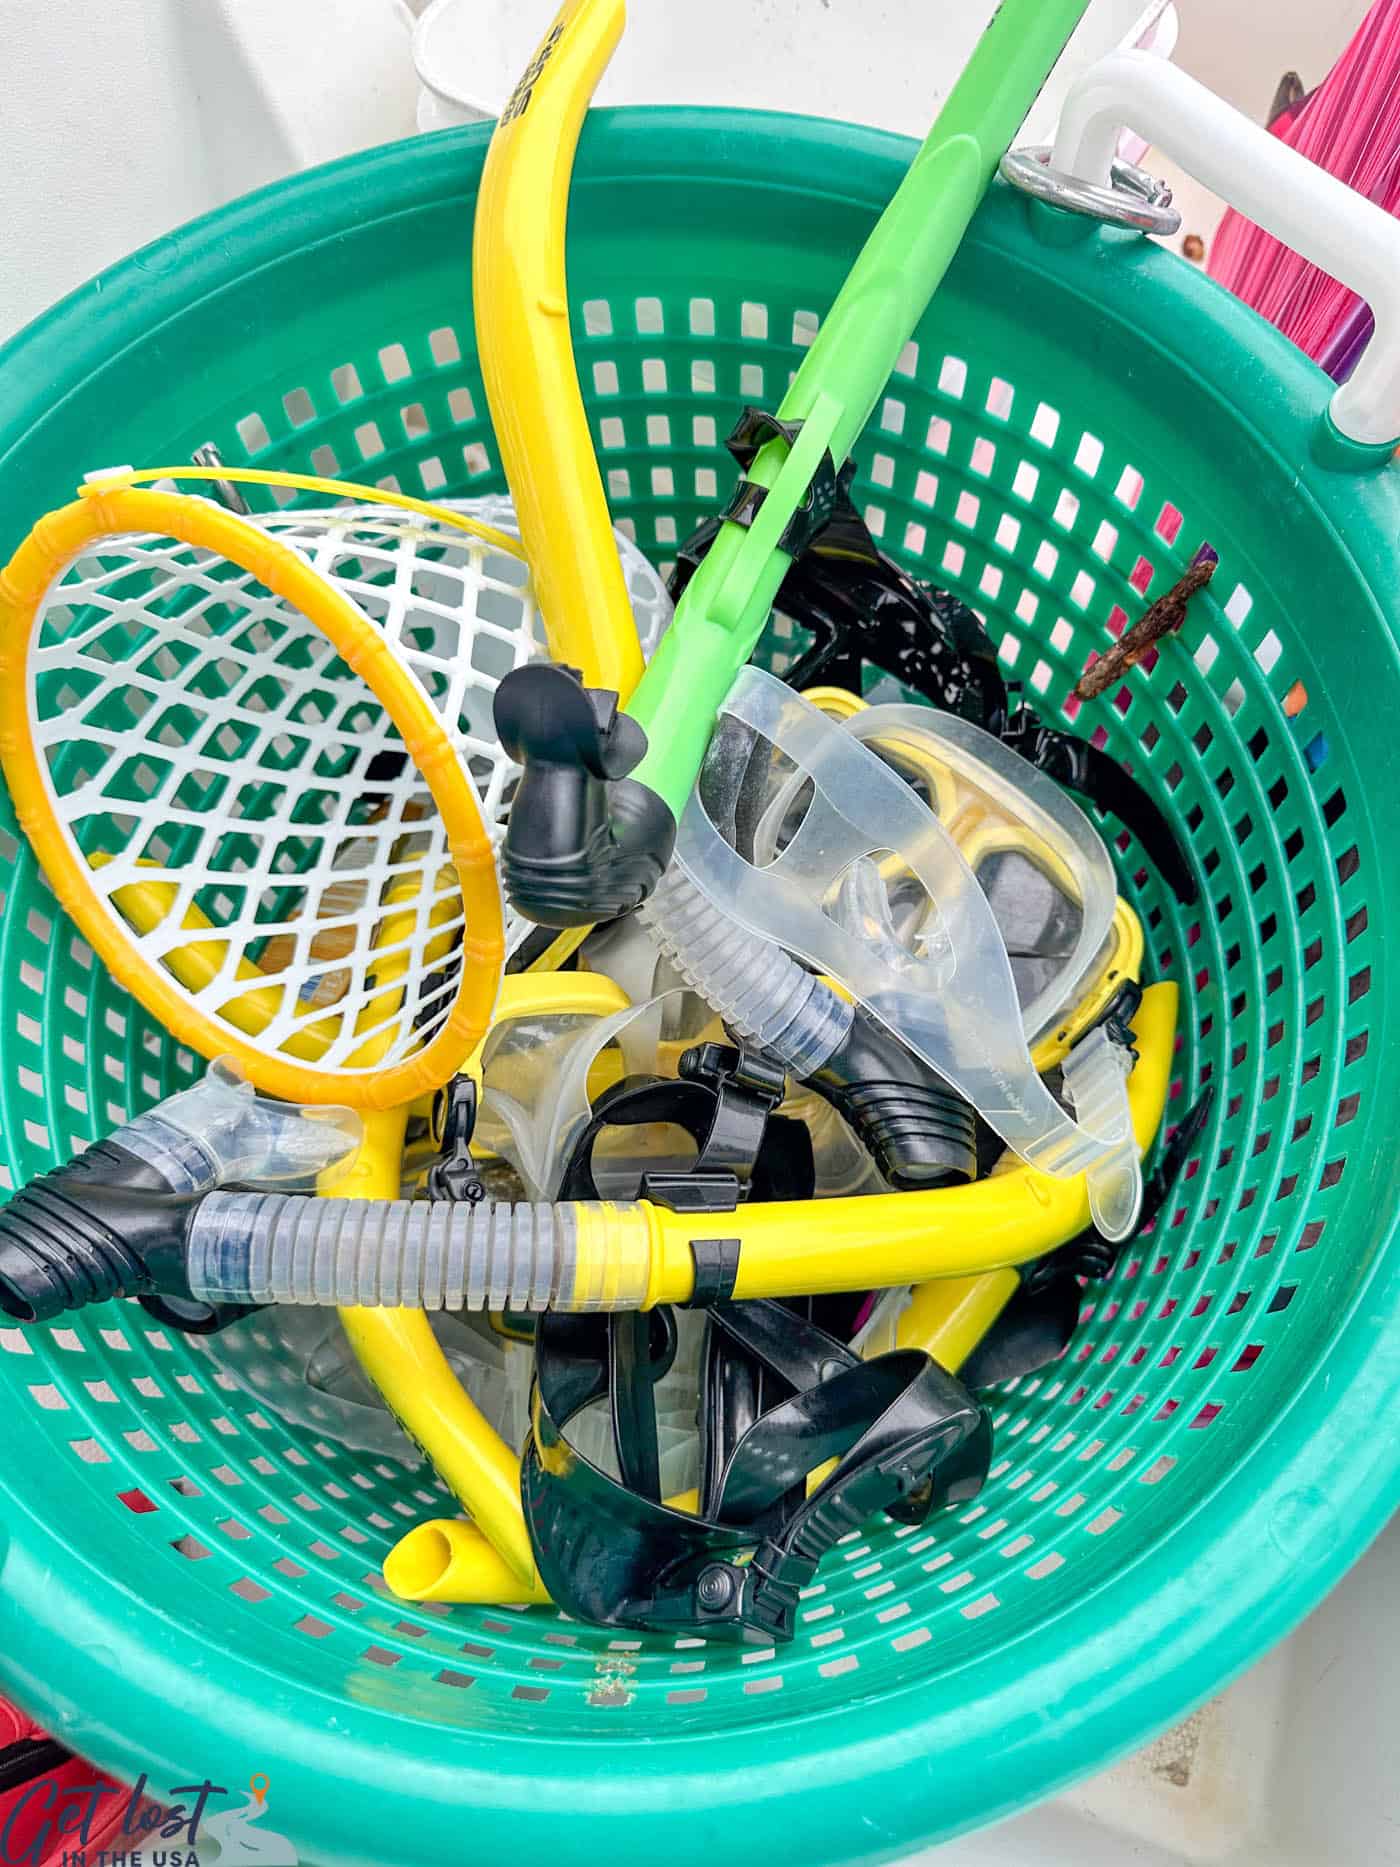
[496,0,1093,924]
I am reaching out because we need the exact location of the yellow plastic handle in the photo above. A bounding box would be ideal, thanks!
[335,969,633,1587]
[385,1516,553,1606]
[473,0,644,700]
[894,1268,1022,1364]
[335,1111,541,1589]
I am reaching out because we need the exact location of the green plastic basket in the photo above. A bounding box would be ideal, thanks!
[0,111,1398,1867]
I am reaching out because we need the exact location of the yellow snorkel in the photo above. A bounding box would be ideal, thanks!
[473,0,644,702]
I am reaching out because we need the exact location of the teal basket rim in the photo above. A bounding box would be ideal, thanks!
[0,108,1397,1867]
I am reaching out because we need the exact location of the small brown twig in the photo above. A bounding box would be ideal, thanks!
[1074,543,1218,702]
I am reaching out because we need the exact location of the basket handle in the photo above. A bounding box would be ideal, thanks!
[1051,50,1400,454]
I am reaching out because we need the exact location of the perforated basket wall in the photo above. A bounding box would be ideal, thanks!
[0,113,1396,1867]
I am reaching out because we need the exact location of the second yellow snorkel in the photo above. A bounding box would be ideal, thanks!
[473,0,645,703]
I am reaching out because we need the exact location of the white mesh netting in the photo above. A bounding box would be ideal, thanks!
[25,493,671,1082]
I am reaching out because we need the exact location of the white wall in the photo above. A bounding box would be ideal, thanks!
[0,0,418,341]
[8,0,1372,345]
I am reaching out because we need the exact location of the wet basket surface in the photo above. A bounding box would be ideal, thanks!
[0,111,1397,1867]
